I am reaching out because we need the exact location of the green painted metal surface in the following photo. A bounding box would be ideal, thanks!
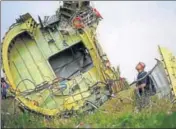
[2,1,120,116]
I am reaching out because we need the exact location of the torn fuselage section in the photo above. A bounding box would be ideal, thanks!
[2,1,115,117]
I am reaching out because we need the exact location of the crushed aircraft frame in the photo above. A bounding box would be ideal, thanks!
[1,1,121,116]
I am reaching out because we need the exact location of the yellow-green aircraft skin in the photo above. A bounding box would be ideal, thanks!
[1,6,118,116]
[158,46,176,97]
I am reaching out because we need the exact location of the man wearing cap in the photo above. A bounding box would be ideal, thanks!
[134,62,150,110]
[135,62,148,96]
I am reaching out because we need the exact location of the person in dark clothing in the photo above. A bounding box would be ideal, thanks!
[135,62,148,96]
[135,62,151,110]
[1,77,9,99]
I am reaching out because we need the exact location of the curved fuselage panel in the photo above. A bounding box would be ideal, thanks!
[2,14,117,116]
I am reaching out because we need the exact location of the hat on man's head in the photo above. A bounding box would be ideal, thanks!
[136,62,146,70]
[138,62,145,68]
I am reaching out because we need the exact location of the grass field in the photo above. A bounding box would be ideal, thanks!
[1,88,176,128]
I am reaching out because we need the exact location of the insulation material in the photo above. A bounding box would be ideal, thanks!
[150,60,171,98]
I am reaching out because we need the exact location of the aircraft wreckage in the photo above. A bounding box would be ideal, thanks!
[1,1,176,117]
[1,1,121,116]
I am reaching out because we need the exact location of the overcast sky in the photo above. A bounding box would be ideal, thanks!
[1,1,176,82]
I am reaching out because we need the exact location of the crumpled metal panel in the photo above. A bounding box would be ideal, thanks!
[150,60,171,98]
[43,15,60,27]
[1,1,120,116]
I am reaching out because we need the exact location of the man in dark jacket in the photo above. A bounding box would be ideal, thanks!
[135,62,151,110]
[135,62,148,96]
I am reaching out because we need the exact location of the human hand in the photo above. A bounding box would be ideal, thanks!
[135,87,139,90]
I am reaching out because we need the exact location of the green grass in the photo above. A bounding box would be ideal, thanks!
[2,88,176,128]
[3,107,176,128]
